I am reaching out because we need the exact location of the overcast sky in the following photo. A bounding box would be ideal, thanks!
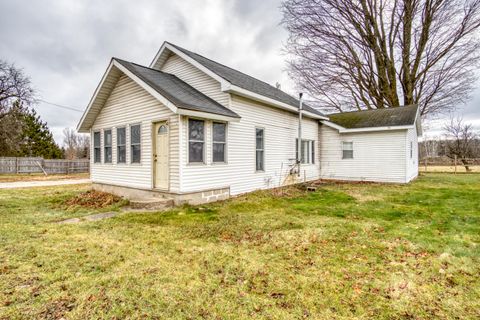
[1,0,479,144]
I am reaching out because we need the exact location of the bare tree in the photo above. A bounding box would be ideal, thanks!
[443,117,478,171]
[0,60,35,118]
[63,128,90,160]
[281,0,480,116]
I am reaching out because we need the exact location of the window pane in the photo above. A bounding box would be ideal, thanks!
[256,128,264,149]
[105,147,112,163]
[118,146,126,163]
[256,150,264,171]
[213,143,225,162]
[213,122,226,142]
[94,148,101,163]
[311,142,315,164]
[117,128,126,145]
[189,119,204,141]
[131,145,141,163]
[343,150,353,159]
[104,130,112,146]
[343,142,353,151]
[189,142,204,163]
[94,132,100,147]
[131,125,141,144]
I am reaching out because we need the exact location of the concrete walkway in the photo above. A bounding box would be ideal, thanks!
[0,179,91,189]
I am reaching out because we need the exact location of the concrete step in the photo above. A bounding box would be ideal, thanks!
[129,198,174,210]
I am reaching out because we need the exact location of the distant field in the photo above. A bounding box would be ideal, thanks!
[0,173,479,319]
[420,165,480,173]
[0,172,89,183]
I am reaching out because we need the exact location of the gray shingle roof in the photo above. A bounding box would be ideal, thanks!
[166,42,325,117]
[115,58,240,119]
[327,105,418,129]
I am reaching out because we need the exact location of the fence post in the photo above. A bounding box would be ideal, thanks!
[15,157,18,174]
[454,155,457,174]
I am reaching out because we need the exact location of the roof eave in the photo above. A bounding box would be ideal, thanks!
[224,83,328,120]
[321,120,415,133]
[177,108,241,122]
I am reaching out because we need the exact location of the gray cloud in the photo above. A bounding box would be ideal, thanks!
[0,0,478,144]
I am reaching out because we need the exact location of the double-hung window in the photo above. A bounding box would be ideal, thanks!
[117,127,126,163]
[104,129,112,163]
[410,141,413,159]
[93,131,101,163]
[296,139,315,164]
[255,128,264,171]
[188,119,205,163]
[212,122,226,163]
[130,124,141,163]
[342,141,353,159]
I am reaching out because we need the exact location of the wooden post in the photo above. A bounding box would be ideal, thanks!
[424,159,427,172]
[15,157,18,174]
[454,155,457,174]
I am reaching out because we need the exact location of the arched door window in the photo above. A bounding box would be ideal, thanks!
[158,124,168,135]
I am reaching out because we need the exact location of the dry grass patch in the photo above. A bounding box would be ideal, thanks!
[0,173,89,183]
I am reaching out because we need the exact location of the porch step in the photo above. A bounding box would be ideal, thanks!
[129,198,174,210]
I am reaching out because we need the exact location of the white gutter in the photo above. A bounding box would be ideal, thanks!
[321,120,415,133]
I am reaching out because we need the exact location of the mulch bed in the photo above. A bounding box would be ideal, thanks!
[64,190,122,209]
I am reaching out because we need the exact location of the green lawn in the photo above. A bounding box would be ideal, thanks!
[0,174,479,319]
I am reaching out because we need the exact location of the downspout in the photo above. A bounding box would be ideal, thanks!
[297,93,303,177]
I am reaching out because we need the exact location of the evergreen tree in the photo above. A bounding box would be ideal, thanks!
[17,108,63,159]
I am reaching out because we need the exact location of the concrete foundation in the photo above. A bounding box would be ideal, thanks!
[92,183,230,205]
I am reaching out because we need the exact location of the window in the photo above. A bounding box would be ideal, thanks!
[158,124,168,134]
[296,139,315,164]
[117,127,126,163]
[104,129,112,163]
[213,122,226,162]
[130,124,141,163]
[188,119,204,163]
[410,141,413,159]
[342,141,353,159]
[93,131,101,163]
[255,128,264,171]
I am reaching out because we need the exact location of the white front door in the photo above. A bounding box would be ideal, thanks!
[154,121,169,189]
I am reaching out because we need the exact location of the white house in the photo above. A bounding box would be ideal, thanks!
[77,41,422,204]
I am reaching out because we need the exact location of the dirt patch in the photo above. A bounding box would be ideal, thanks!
[64,190,123,209]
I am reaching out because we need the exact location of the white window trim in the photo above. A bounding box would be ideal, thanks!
[297,139,315,165]
[342,141,354,159]
[130,123,142,165]
[212,121,227,164]
[104,128,113,164]
[93,130,101,164]
[255,127,265,172]
[187,118,206,165]
[116,126,127,164]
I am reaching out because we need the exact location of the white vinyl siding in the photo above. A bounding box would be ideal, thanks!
[319,125,408,183]
[161,54,230,107]
[90,75,179,191]
[178,95,320,195]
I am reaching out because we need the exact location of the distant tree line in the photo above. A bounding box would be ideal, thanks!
[420,118,479,171]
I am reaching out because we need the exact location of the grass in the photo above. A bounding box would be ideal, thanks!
[0,173,89,183]
[0,173,479,319]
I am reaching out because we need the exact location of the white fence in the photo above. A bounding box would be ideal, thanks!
[0,157,89,174]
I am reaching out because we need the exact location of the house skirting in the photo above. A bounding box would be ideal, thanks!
[92,182,230,205]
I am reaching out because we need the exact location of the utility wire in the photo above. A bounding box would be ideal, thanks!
[37,99,84,112]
